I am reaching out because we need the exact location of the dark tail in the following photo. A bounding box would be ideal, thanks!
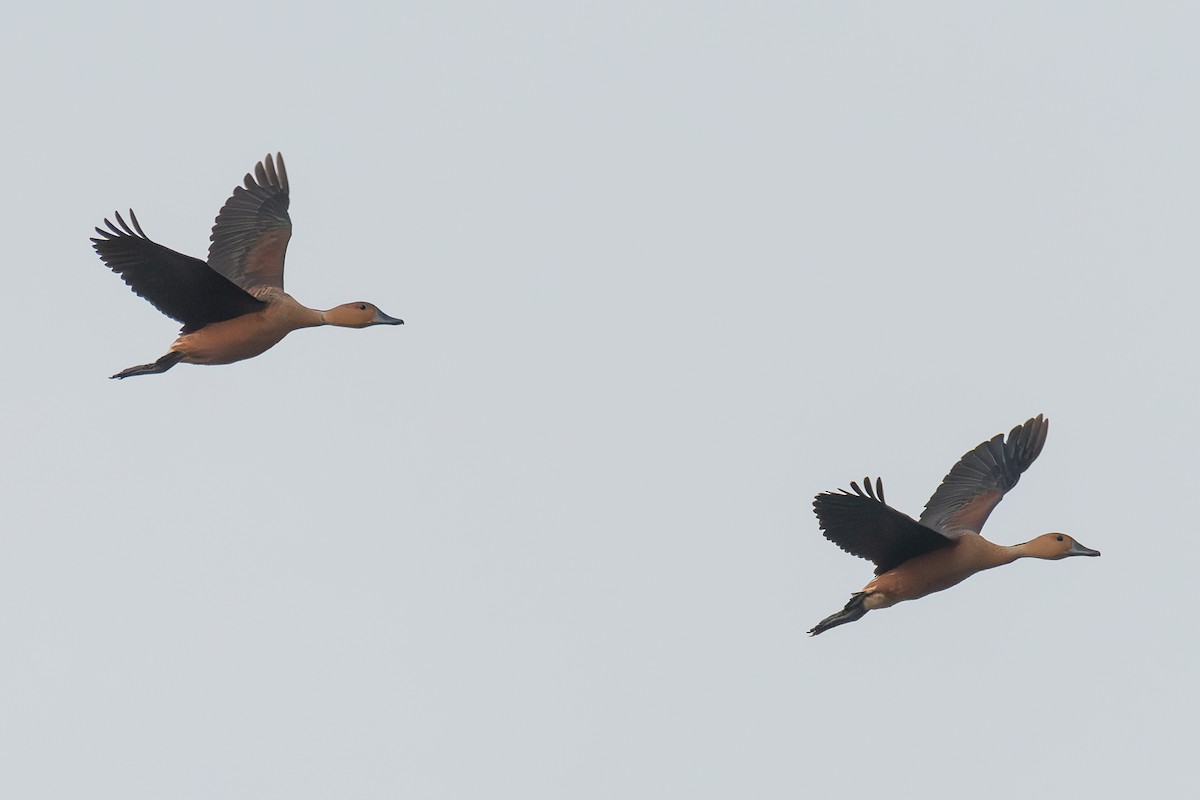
[111,351,182,380]
[808,592,870,636]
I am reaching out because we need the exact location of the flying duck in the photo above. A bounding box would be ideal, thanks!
[809,415,1099,635]
[92,153,403,379]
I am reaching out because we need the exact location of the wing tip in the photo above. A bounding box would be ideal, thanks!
[246,152,289,194]
[813,476,888,512]
[91,209,148,242]
[1009,413,1049,467]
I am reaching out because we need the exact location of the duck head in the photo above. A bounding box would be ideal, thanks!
[324,302,404,328]
[1023,532,1101,560]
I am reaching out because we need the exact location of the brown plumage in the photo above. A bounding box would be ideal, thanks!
[809,415,1099,635]
[92,153,403,379]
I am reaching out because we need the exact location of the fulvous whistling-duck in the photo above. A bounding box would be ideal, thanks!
[92,153,403,379]
[809,415,1099,635]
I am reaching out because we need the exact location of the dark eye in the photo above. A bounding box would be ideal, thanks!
[358,304,367,311]
[1056,535,1064,542]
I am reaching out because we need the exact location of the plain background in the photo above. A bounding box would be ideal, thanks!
[1,3,1193,797]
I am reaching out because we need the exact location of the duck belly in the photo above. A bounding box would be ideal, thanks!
[864,550,980,608]
[172,314,292,365]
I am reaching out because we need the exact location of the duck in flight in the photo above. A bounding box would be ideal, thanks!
[92,153,403,379]
[809,415,1099,635]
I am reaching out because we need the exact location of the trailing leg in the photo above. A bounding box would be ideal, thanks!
[110,351,183,379]
[808,592,870,636]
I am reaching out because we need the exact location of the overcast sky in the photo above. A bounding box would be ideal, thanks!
[1,2,1195,798]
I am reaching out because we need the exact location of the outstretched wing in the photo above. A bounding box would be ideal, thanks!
[918,415,1049,536]
[92,210,267,333]
[814,477,954,576]
[207,152,291,292]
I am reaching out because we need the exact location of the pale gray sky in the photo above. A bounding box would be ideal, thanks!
[1,2,1194,797]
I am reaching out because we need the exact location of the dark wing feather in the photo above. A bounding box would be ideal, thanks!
[207,152,292,291]
[814,477,954,576]
[918,415,1049,536]
[92,210,266,333]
